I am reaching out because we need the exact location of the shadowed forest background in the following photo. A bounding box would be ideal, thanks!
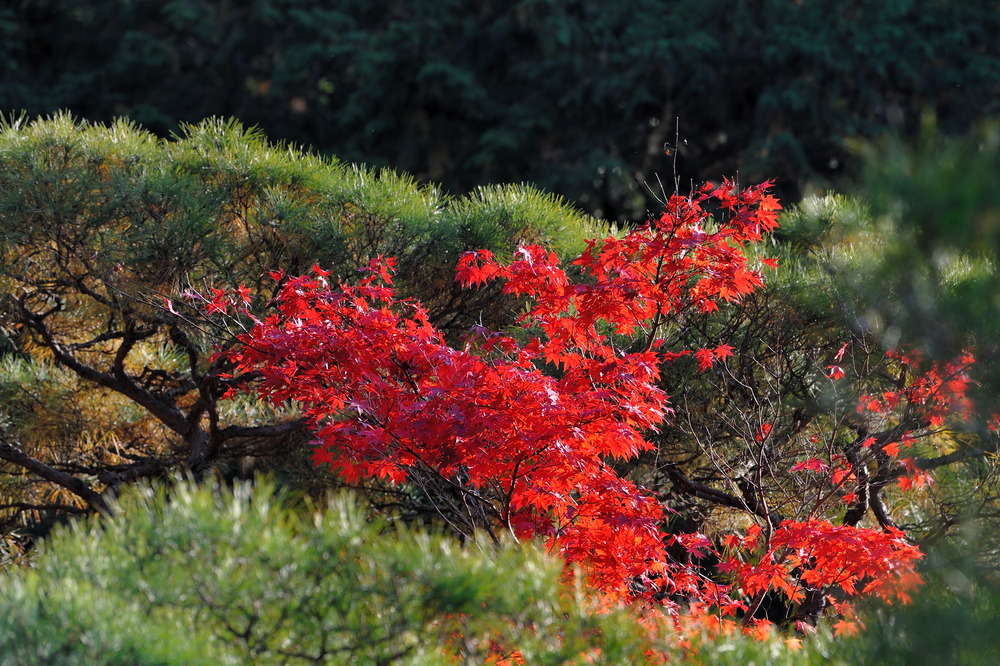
[4,0,999,220]
[2,1,1000,664]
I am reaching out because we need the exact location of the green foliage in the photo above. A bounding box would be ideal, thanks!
[846,119,1000,363]
[0,478,656,664]
[781,122,1000,433]
[4,1,998,220]
[440,183,607,262]
[802,125,1000,663]
[6,475,1000,663]
[763,189,1000,514]
[0,113,601,527]
[0,112,598,313]
[762,194,873,313]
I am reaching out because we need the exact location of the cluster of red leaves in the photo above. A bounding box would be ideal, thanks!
[208,180,932,649]
[222,259,669,592]
[854,349,975,491]
[457,180,780,362]
[793,346,978,498]
[720,521,922,612]
[858,350,977,428]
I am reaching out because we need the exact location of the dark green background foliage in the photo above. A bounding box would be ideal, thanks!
[3,0,998,220]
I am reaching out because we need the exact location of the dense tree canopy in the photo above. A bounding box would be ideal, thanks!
[3,0,998,220]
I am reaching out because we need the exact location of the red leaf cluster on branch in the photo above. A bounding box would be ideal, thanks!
[208,180,929,641]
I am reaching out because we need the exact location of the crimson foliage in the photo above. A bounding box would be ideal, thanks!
[207,181,938,643]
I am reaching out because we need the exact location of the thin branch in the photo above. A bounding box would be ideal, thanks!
[19,296,190,434]
[664,464,784,526]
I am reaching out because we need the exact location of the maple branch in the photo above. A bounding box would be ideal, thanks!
[842,456,871,527]
[841,421,920,527]
[908,438,1000,474]
[502,458,524,538]
[869,488,898,530]
[664,464,783,527]
[640,254,669,353]
[737,476,783,530]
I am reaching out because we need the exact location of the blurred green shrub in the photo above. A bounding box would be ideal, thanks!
[0,478,662,665]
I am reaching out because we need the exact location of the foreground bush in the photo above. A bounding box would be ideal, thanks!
[2,470,999,663]
[0,478,664,665]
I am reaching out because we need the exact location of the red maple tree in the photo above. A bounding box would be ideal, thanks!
[201,179,938,645]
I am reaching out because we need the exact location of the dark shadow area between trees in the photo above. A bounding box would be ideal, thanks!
[3,0,998,221]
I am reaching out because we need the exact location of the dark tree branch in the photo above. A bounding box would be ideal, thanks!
[664,464,784,528]
[19,296,190,434]
[909,438,1000,474]
[0,501,90,515]
[218,419,307,441]
[96,458,173,489]
[0,435,110,515]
